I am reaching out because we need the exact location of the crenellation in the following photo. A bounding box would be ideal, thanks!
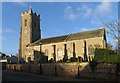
[37,14,40,18]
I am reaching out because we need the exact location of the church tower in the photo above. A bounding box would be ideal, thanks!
[18,6,41,62]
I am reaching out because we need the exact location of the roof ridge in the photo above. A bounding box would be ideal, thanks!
[40,34,68,40]
[72,28,104,35]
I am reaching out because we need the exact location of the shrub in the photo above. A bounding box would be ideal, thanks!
[94,55,120,63]
[94,48,116,56]
[93,48,120,63]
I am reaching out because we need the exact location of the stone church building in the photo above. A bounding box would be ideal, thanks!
[18,7,107,63]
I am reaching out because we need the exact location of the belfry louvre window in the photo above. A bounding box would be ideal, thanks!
[25,19,27,26]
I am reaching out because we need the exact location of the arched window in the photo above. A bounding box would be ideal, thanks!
[88,45,94,55]
[57,48,62,57]
[67,49,70,55]
[67,48,71,59]
[45,49,49,56]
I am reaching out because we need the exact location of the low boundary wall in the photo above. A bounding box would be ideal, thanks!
[6,62,120,81]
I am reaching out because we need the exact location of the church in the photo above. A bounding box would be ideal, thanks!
[18,7,107,63]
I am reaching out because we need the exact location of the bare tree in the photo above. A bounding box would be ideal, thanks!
[102,20,120,54]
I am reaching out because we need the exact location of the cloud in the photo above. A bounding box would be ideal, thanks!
[78,5,93,18]
[95,0,111,16]
[64,0,112,21]
[108,15,113,19]
[14,2,28,7]
[18,2,28,7]
[99,27,104,29]
[80,1,112,17]
[80,27,98,32]
[64,6,78,21]
[0,29,15,33]
[91,20,101,25]
[4,0,26,2]
[80,28,90,32]
[8,0,28,7]
[0,36,6,40]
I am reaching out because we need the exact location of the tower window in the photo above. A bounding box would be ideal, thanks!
[25,19,27,26]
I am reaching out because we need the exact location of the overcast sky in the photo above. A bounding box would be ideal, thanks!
[2,2,118,55]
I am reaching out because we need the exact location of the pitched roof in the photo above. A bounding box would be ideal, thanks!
[28,28,105,46]
[67,28,104,41]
